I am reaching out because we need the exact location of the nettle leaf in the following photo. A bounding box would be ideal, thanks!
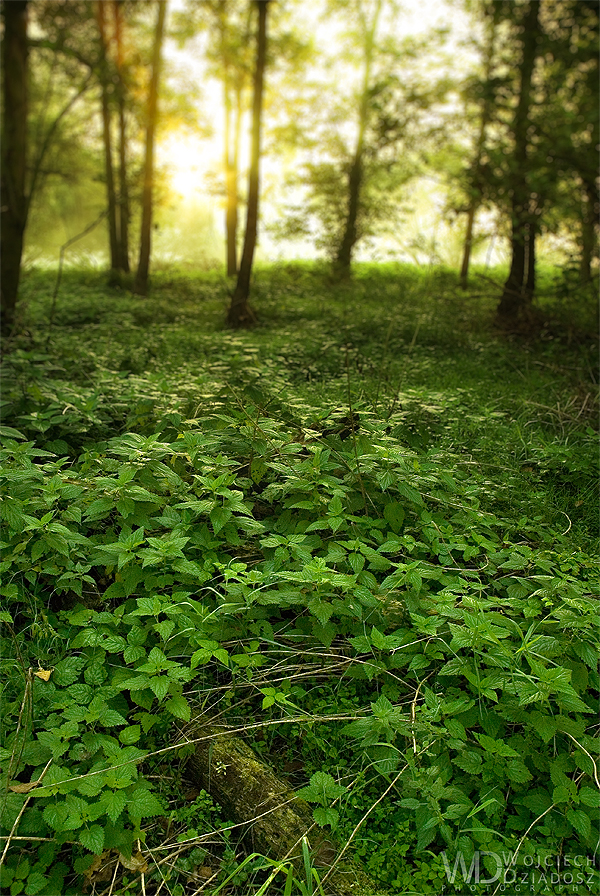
[127,786,164,820]
[579,786,600,808]
[566,808,592,841]
[165,694,191,721]
[79,825,105,854]
[149,677,170,700]
[475,734,519,758]
[506,761,533,784]
[313,807,339,829]
[101,790,128,823]
[383,501,405,532]
[308,599,334,626]
[522,789,553,815]
[453,752,483,775]
[53,657,85,687]
[297,772,346,805]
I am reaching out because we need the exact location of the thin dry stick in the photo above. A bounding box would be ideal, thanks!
[28,713,366,793]
[319,764,409,889]
[0,758,52,866]
[490,803,556,896]
[5,667,33,791]
[563,732,600,790]
[138,838,147,896]
[107,859,119,896]
[410,674,432,755]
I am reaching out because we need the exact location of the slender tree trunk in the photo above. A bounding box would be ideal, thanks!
[525,216,536,299]
[224,82,239,276]
[460,13,496,290]
[96,0,119,275]
[580,182,598,281]
[1,0,29,338]
[114,0,130,272]
[133,0,167,297]
[498,1,540,319]
[334,0,382,278]
[227,1,268,327]
[459,204,477,290]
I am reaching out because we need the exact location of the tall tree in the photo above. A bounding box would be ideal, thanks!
[458,4,497,289]
[334,0,383,277]
[96,0,120,274]
[497,0,540,319]
[134,0,167,297]
[114,0,130,272]
[1,0,29,338]
[227,0,269,328]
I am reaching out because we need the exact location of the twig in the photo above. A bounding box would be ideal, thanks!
[563,732,600,790]
[107,859,119,896]
[410,674,432,755]
[5,667,33,793]
[0,758,52,866]
[46,208,109,346]
[138,838,147,896]
[319,764,409,889]
[490,803,556,896]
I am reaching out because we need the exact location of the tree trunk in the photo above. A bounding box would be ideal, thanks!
[525,216,536,299]
[459,13,496,291]
[227,1,268,327]
[114,0,130,273]
[498,1,540,319]
[185,722,383,896]
[580,182,598,281]
[96,0,119,275]
[224,82,239,277]
[459,204,477,290]
[334,0,382,278]
[1,0,29,339]
[133,0,167,297]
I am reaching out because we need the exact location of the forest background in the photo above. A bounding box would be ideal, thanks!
[0,1,599,896]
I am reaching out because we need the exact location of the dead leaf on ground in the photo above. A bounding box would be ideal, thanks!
[119,851,149,873]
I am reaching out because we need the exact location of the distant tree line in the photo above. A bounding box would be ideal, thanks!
[1,0,597,335]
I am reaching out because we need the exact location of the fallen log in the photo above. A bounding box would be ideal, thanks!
[185,721,386,895]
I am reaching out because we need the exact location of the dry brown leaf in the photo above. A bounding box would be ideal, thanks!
[197,866,217,880]
[8,781,39,794]
[119,851,148,873]
[34,668,53,681]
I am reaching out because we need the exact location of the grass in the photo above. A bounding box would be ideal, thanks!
[9,260,599,545]
[1,261,598,896]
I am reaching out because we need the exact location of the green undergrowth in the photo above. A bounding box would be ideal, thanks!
[0,264,598,896]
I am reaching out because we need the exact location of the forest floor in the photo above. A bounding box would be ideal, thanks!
[1,263,598,896]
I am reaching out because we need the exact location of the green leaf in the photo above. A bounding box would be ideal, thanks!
[149,677,170,700]
[24,872,47,896]
[506,761,533,784]
[566,808,591,840]
[165,694,190,721]
[579,787,600,808]
[102,790,128,823]
[119,725,141,745]
[383,502,405,531]
[313,807,339,829]
[453,752,483,774]
[79,825,105,854]
[128,786,164,820]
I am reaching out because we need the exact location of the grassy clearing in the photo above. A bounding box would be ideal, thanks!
[1,263,598,896]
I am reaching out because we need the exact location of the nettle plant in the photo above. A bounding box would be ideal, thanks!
[0,402,598,894]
